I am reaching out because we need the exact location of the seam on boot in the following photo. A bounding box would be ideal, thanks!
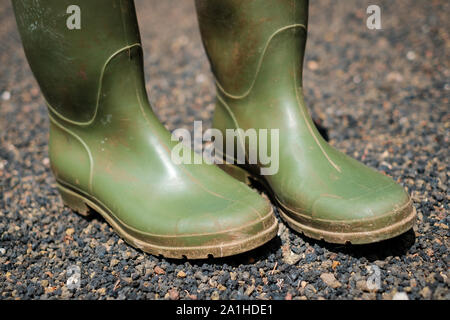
[215,24,306,99]
[43,43,142,126]
[49,113,94,192]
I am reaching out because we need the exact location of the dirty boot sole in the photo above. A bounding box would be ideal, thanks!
[217,162,416,245]
[57,181,278,259]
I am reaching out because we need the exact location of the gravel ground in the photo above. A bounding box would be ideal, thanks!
[0,0,448,300]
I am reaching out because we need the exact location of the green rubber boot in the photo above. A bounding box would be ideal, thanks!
[195,0,416,244]
[13,0,278,258]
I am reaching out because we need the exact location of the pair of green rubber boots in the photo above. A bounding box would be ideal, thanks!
[14,0,415,259]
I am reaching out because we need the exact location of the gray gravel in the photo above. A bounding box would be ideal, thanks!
[0,0,448,300]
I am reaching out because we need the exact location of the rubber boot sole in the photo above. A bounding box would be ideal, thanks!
[217,161,416,245]
[57,181,278,259]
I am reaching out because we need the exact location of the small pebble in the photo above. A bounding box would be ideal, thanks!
[392,292,409,300]
[1,91,11,101]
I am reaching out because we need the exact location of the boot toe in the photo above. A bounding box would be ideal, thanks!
[279,180,415,244]
[123,189,278,259]
[312,181,411,221]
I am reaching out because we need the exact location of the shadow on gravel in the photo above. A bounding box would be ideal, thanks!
[296,228,416,262]
[312,118,329,142]
[76,203,282,265]
[73,202,416,264]
[165,236,283,267]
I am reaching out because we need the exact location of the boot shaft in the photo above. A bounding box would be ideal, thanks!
[195,0,309,94]
[196,0,313,171]
[12,0,142,124]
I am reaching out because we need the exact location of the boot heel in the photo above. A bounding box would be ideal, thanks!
[216,161,253,185]
[57,184,91,217]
